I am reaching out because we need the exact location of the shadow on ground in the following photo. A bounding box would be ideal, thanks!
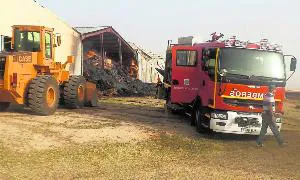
[68,99,259,142]
[5,97,297,144]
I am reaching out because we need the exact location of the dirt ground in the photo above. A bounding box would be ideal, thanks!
[0,97,299,179]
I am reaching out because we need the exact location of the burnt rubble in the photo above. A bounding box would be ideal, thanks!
[83,54,156,97]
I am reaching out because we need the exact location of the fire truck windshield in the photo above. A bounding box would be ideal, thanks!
[219,48,285,80]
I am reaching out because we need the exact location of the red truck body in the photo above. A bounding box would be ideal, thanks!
[164,35,297,135]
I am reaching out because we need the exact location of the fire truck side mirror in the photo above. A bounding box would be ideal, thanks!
[284,55,297,72]
[290,57,297,72]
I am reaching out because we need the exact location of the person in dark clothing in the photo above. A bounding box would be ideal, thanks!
[257,85,285,147]
[156,75,163,98]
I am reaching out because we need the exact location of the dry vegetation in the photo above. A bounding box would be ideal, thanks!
[0,97,299,179]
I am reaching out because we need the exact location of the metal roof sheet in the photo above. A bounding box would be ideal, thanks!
[75,26,137,58]
[74,26,111,35]
[129,42,164,60]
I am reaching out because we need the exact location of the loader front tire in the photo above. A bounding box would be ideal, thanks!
[63,76,86,109]
[28,76,59,116]
[0,102,10,112]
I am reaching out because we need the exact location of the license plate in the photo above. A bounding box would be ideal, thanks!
[241,127,256,133]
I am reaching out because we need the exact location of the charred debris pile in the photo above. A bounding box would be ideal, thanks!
[83,53,156,97]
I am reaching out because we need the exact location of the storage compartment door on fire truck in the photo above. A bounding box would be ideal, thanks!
[171,46,199,103]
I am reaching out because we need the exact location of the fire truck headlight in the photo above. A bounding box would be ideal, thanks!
[211,112,228,120]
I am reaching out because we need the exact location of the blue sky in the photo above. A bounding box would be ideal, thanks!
[39,0,299,89]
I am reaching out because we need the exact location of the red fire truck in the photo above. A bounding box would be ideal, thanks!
[162,34,297,135]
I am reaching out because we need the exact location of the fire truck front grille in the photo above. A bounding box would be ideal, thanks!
[223,98,263,109]
[0,57,6,79]
[235,117,261,127]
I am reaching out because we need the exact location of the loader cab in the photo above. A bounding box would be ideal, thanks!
[11,25,59,66]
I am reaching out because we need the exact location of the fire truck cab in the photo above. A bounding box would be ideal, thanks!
[163,34,297,135]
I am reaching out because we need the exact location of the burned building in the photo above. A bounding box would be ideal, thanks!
[75,27,138,78]
[77,27,156,96]
[129,43,165,83]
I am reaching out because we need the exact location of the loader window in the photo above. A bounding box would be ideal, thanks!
[14,29,41,52]
[45,33,52,59]
[14,30,41,52]
[4,37,12,51]
[176,50,197,66]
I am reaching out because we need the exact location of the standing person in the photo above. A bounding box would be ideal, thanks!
[156,75,162,98]
[257,85,285,147]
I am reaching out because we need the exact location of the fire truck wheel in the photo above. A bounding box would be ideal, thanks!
[28,76,59,116]
[195,105,209,133]
[63,76,86,109]
[191,109,196,126]
[0,102,10,111]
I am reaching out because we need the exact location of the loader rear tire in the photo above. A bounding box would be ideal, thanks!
[85,89,98,107]
[0,102,10,112]
[63,76,86,109]
[28,76,59,116]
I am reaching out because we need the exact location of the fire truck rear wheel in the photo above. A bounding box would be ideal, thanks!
[195,105,209,133]
[191,107,196,126]
[63,76,86,109]
[28,76,59,116]
[0,102,10,111]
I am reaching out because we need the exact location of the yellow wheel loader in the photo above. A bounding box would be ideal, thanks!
[0,25,97,115]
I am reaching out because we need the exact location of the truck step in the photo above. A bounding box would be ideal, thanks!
[185,112,192,117]
[204,113,210,118]
[167,103,184,111]
[201,123,209,128]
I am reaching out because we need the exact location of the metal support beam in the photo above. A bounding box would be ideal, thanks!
[118,38,123,68]
[0,35,4,52]
[100,33,104,69]
[81,41,83,75]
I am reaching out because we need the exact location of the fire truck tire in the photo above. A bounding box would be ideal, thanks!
[0,102,10,111]
[191,104,197,126]
[195,105,210,133]
[28,76,59,116]
[191,113,196,126]
[63,76,86,109]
